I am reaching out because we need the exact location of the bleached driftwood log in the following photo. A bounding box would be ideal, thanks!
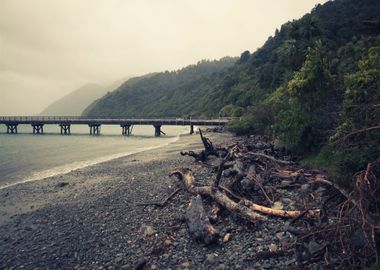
[186,195,219,245]
[170,168,320,220]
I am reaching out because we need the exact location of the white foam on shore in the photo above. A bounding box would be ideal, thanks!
[0,130,188,190]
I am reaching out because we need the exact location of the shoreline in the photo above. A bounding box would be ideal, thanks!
[0,132,203,225]
[0,130,187,191]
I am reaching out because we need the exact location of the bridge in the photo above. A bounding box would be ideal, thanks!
[0,116,229,136]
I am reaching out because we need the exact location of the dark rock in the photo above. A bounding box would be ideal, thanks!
[134,257,147,270]
[56,182,69,188]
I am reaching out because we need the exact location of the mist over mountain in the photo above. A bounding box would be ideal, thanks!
[40,78,128,116]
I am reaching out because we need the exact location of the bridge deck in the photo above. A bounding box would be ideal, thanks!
[0,116,228,126]
[0,116,230,136]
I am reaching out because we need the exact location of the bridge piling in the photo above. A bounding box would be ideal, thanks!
[89,124,101,135]
[6,123,18,134]
[32,124,44,134]
[121,124,133,136]
[59,124,71,135]
[154,125,162,137]
[190,124,194,135]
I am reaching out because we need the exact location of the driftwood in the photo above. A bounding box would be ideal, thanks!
[170,168,267,221]
[186,195,219,245]
[171,132,380,266]
[180,129,227,162]
[170,168,320,220]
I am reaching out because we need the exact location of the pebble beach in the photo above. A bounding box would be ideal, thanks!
[0,132,325,269]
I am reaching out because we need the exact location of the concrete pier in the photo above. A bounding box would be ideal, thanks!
[6,123,18,134]
[190,124,194,135]
[154,125,162,137]
[121,124,133,136]
[32,124,44,134]
[89,124,101,135]
[59,123,71,135]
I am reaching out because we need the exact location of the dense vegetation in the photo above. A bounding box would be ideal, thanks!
[83,58,236,117]
[226,0,380,184]
[85,0,380,185]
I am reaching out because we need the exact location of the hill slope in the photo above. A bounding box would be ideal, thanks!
[83,58,237,117]
[40,83,107,116]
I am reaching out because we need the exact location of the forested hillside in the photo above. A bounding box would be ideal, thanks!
[83,58,236,117]
[225,0,380,183]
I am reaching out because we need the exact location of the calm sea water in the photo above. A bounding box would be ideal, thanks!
[0,124,187,189]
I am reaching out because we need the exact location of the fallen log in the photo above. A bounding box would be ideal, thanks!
[243,200,320,218]
[170,168,267,221]
[170,168,320,220]
[186,195,219,245]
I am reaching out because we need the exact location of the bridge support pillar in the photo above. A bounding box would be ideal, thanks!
[89,124,101,135]
[59,124,71,135]
[32,124,44,134]
[6,123,18,134]
[190,124,194,135]
[154,125,165,137]
[121,124,133,136]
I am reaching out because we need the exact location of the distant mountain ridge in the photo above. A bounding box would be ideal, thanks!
[40,78,128,116]
[40,83,105,116]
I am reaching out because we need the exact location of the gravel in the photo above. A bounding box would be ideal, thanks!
[0,132,331,269]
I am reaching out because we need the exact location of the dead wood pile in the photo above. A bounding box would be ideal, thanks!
[170,130,380,268]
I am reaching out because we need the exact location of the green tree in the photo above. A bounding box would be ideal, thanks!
[272,41,334,152]
[331,47,380,184]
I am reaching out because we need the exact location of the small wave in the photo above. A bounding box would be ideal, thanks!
[0,130,187,190]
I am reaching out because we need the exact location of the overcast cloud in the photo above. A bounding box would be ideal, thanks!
[0,0,327,115]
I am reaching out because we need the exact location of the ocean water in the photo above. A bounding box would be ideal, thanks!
[0,124,188,189]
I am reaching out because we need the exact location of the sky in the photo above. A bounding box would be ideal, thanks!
[0,0,327,115]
